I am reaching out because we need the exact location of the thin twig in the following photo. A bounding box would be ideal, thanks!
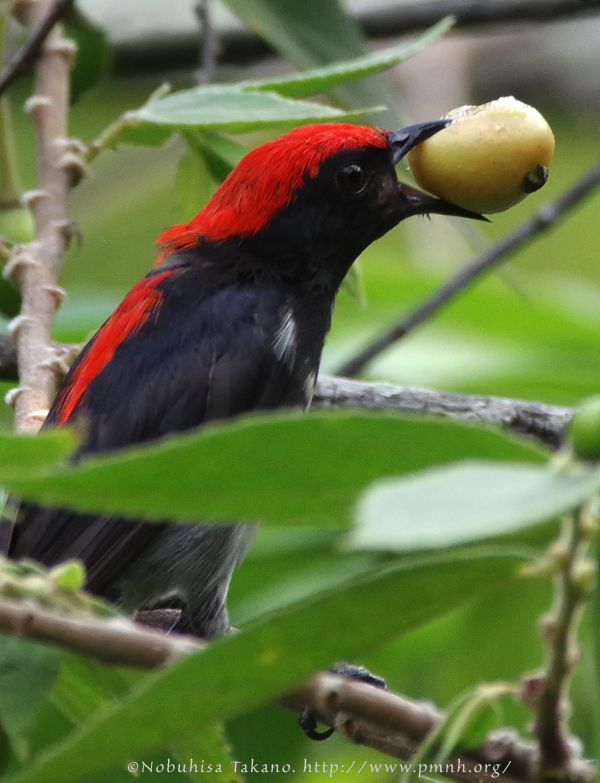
[532,506,596,779]
[336,159,600,378]
[194,0,219,85]
[6,0,79,433]
[83,82,171,165]
[0,0,74,98]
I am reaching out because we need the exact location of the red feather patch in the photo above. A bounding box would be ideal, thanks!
[156,123,388,260]
[55,269,174,425]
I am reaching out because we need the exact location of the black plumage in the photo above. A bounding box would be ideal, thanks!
[4,122,482,637]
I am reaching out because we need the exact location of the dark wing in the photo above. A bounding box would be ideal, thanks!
[7,263,306,597]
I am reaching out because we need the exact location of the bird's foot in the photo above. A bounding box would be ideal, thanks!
[299,661,386,741]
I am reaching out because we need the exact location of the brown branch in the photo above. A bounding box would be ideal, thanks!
[531,506,595,780]
[336,159,600,378]
[281,674,595,783]
[0,596,199,667]
[313,376,571,450]
[0,591,594,783]
[0,0,75,99]
[5,0,78,433]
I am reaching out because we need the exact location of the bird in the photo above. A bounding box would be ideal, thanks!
[3,121,482,639]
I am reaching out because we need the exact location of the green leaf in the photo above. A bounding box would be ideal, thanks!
[92,18,454,158]
[435,688,504,760]
[5,413,541,525]
[0,726,12,777]
[4,550,523,783]
[352,461,600,552]
[222,0,399,125]
[449,697,502,752]
[51,654,131,727]
[117,121,174,148]
[0,429,75,478]
[399,685,504,783]
[131,88,380,132]
[0,638,60,761]
[170,724,241,783]
[240,18,455,100]
[398,690,471,783]
[229,528,381,626]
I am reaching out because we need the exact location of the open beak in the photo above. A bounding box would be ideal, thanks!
[386,121,488,223]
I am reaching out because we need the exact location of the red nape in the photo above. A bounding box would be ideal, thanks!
[155,123,388,260]
[54,269,174,425]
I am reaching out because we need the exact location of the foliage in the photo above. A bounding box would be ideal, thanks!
[0,1,598,782]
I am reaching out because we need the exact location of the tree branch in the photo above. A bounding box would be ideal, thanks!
[281,674,595,783]
[529,505,596,780]
[0,590,594,783]
[313,376,571,450]
[0,595,199,667]
[0,0,74,99]
[4,0,78,433]
[336,159,600,378]
[0,342,572,449]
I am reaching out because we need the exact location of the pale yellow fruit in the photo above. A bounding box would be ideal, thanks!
[406,96,555,214]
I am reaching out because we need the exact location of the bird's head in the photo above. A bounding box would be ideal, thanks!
[157,122,484,287]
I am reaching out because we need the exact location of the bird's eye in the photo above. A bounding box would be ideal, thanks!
[336,163,368,195]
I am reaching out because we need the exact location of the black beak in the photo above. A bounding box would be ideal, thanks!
[388,120,451,165]
[386,121,489,223]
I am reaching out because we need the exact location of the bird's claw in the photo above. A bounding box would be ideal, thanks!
[299,662,386,741]
[298,707,335,741]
